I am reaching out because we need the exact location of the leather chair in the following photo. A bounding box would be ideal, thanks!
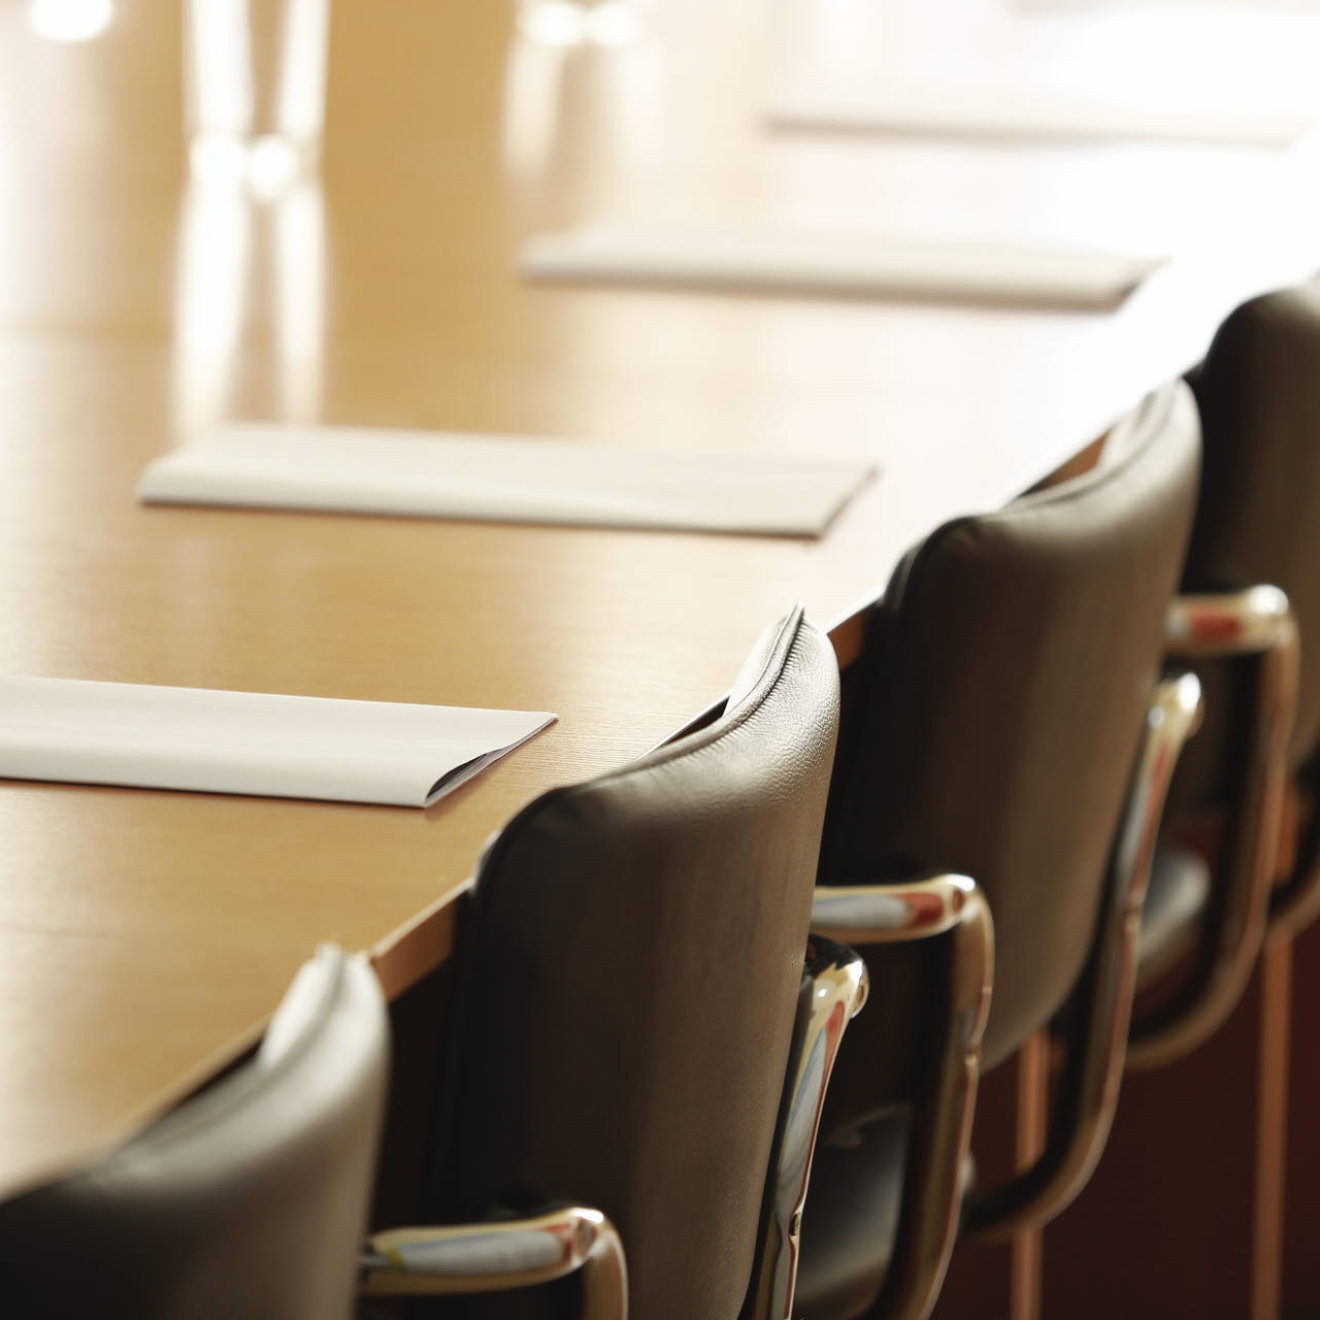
[362,607,872,1320]
[794,381,1204,1320]
[1125,279,1320,1067]
[0,946,639,1320]
[0,945,388,1320]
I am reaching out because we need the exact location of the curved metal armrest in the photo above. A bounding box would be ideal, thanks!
[812,873,981,946]
[361,1206,627,1318]
[969,672,1202,1239]
[1129,590,1299,1064]
[809,877,993,1320]
[752,937,869,1320]
[1165,586,1292,658]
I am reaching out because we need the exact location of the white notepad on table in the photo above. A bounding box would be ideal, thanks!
[520,224,1164,310]
[768,91,1312,148]
[138,426,876,538]
[0,677,556,808]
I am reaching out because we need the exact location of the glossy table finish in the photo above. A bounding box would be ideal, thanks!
[1,0,1319,1199]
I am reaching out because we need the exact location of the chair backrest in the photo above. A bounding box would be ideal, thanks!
[0,946,388,1320]
[1174,278,1320,807]
[430,606,840,1320]
[819,382,1200,1069]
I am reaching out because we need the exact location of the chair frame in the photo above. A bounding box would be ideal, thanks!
[810,873,994,1320]
[1274,778,1320,937]
[362,1205,627,1315]
[1127,587,1299,1068]
[965,671,1203,1239]
[749,937,872,1320]
[359,938,870,1320]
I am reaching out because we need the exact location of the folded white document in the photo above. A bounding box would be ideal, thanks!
[768,91,1311,148]
[520,225,1163,309]
[138,425,875,538]
[0,677,556,808]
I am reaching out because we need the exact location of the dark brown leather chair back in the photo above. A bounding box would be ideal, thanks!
[0,946,388,1320]
[1175,279,1320,808]
[431,607,840,1320]
[820,383,1200,1069]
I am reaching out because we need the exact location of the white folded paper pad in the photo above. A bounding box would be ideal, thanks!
[520,225,1163,310]
[768,92,1311,148]
[138,426,875,538]
[0,677,556,808]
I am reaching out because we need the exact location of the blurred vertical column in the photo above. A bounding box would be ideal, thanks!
[503,0,646,202]
[174,0,328,437]
[512,0,644,51]
[185,0,329,179]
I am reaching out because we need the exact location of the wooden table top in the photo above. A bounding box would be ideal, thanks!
[1,0,1318,1199]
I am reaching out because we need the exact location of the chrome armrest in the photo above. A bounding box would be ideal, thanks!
[1165,585,1292,657]
[1109,673,1205,914]
[807,877,993,1320]
[751,936,868,1320]
[874,883,992,1320]
[812,873,979,945]
[1129,589,1300,1062]
[969,672,1202,1238]
[361,1206,627,1319]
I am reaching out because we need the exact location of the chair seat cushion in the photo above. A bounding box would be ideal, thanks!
[794,1114,908,1320]
[1136,843,1212,991]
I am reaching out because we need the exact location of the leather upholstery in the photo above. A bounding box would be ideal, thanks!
[429,607,841,1320]
[0,947,388,1320]
[794,1116,907,1320]
[819,381,1200,1079]
[1173,278,1320,810]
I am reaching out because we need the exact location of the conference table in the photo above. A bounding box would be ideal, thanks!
[2,0,1319,1206]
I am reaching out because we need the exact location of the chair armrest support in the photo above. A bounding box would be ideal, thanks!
[968,672,1202,1238]
[751,937,869,1320]
[808,876,993,1320]
[812,873,979,945]
[1165,586,1292,658]
[1130,590,1300,1063]
[870,883,993,1320]
[361,1206,626,1319]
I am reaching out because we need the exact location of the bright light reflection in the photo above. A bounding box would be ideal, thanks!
[518,0,587,47]
[189,133,311,198]
[502,40,567,183]
[585,2,640,47]
[173,171,327,434]
[185,0,253,137]
[272,182,326,422]
[26,0,113,42]
[517,0,643,48]
[248,134,303,197]
[190,134,250,187]
[185,0,328,151]
[276,0,331,141]
[173,179,252,436]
